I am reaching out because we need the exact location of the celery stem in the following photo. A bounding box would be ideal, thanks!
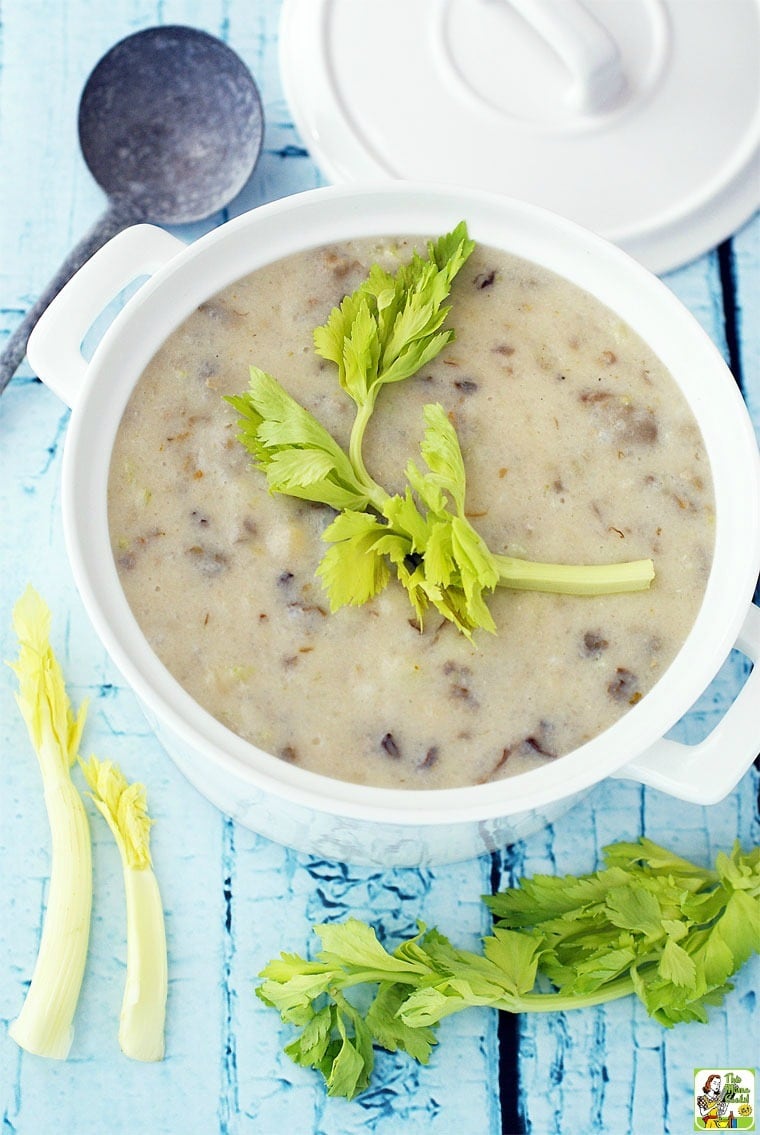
[501,976,638,1014]
[494,554,655,595]
[349,398,390,512]
[119,865,167,1062]
[9,771,92,1059]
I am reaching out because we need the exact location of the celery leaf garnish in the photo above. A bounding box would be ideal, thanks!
[227,223,655,637]
[313,222,475,410]
[227,367,372,512]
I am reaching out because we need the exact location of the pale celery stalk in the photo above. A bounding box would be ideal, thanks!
[80,756,167,1061]
[7,585,92,1059]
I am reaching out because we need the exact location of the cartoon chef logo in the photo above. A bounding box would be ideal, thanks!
[694,1069,755,1130]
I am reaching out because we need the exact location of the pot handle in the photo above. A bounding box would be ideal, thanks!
[615,603,760,803]
[26,224,186,409]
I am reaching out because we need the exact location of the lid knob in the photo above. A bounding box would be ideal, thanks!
[505,0,628,114]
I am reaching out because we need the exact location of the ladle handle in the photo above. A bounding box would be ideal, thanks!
[615,603,760,804]
[27,223,185,408]
[0,199,144,396]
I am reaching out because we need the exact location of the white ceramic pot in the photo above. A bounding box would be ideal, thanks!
[27,184,760,867]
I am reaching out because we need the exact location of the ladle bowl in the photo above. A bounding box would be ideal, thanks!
[0,25,263,395]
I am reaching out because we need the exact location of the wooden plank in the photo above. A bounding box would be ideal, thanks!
[228,828,500,1132]
[734,216,760,434]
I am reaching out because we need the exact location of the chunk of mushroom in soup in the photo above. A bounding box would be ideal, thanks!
[107,236,715,789]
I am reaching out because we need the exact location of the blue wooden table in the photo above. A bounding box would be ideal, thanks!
[1,4,758,1133]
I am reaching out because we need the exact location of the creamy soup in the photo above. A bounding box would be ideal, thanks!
[107,237,714,789]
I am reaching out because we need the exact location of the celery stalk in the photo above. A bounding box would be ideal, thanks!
[121,865,167,1061]
[494,553,655,594]
[80,756,167,1061]
[7,586,92,1059]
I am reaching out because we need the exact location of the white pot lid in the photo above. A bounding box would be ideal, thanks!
[279,0,760,274]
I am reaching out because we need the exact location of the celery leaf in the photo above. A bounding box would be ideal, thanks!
[257,837,759,1099]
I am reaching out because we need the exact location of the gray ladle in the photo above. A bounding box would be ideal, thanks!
[0,25,264,395]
